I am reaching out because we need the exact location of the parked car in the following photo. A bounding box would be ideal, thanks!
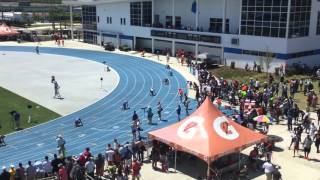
[104,42,115,51]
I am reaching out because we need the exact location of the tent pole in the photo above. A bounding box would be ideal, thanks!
[207,163,210,178]
[174,149,177,172]
[238,149,241,170]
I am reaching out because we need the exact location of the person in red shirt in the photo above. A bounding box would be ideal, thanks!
[78,154,86,167]
[131,159,141,180]
[82,147,92,161]
[58,164,68,180]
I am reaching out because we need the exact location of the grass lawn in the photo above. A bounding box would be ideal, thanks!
[209,66,319,110]
[0,87,60,135]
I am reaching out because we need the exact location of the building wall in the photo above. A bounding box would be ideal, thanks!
[153,0,172,26]
[96,2,150,37]
[224,52,285,73]
[226,0,240,34]
[198,0,223,31]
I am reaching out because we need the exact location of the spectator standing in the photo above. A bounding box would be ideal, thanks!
[0,166,10,180]
[51,154,61,174]
[15,163,26,180]
[9,165,15,180]
[131,159,141,180]
[58,164,68,180]
[70,161,85,180]
[105,144,115,165]
[95,153,105,178]
[262,160,274,180]
[26,161,36,180]
[43,156,53,177]
[85,158,95,178]
[303,135,312,160]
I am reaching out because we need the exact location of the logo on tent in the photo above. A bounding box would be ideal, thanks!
[177,116,208,139]
[213,116,239,140]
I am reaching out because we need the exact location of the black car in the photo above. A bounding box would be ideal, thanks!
[104,42,115,51]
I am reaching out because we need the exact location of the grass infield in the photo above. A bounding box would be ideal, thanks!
[0,86,60,135]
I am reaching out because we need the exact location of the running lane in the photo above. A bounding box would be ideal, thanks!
[0,46,196,166]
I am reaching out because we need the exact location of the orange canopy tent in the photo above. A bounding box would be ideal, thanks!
[0,23,19,36]
[149,97,266,167]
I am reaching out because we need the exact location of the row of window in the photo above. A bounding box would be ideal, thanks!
[242,0,289,6]
[130,1,152,27]
[82,6,97,30]
[241,0,288,38]
[288,0,311,38]
[150,30,221,44]
[236,48,317,59]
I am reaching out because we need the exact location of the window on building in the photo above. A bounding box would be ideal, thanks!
[82,6,97,30]
[130,2,141,26]
[241,0,288,38]
[106,17,112,24]
[175,16,181,28]
[166,16,173,27]
[120,18,126,25]
[288,0,312,38]
[317,12,320,35]
[142,1,152,26]
[209,18,229,33]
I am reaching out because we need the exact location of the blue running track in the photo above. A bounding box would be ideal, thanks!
[0,46,197,166]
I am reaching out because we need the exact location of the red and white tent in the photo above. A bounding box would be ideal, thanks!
[148,97,266,164]
[0,23,19,36]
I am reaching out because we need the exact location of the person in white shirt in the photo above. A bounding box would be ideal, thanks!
[105,144,115,165]
[85,157,95,178]
[42,156,52,177]
[262,160,274,180]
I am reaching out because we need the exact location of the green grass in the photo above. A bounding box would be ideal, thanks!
[0,87,60,135]
[209,67,318,110]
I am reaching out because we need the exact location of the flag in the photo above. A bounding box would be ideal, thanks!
[191,0,197,14]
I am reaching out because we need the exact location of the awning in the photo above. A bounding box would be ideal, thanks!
[0,23,19,36]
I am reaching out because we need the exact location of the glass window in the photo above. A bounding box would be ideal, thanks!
[130,2,141,26]
[288,0,311,38]
[240,0,288,38]
[142,1,152,27]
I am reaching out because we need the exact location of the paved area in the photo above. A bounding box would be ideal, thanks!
[0,41,320,180]
[0,51,119,115]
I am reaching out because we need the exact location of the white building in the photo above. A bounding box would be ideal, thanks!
[63,0,320,71]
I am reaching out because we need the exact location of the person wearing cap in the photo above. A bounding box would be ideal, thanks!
[0,166,10,180]
[26,161,36,180]
[58,164,68,180]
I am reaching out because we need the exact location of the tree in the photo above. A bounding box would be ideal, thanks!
[48,7,65,30]
[261,46,274,74]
